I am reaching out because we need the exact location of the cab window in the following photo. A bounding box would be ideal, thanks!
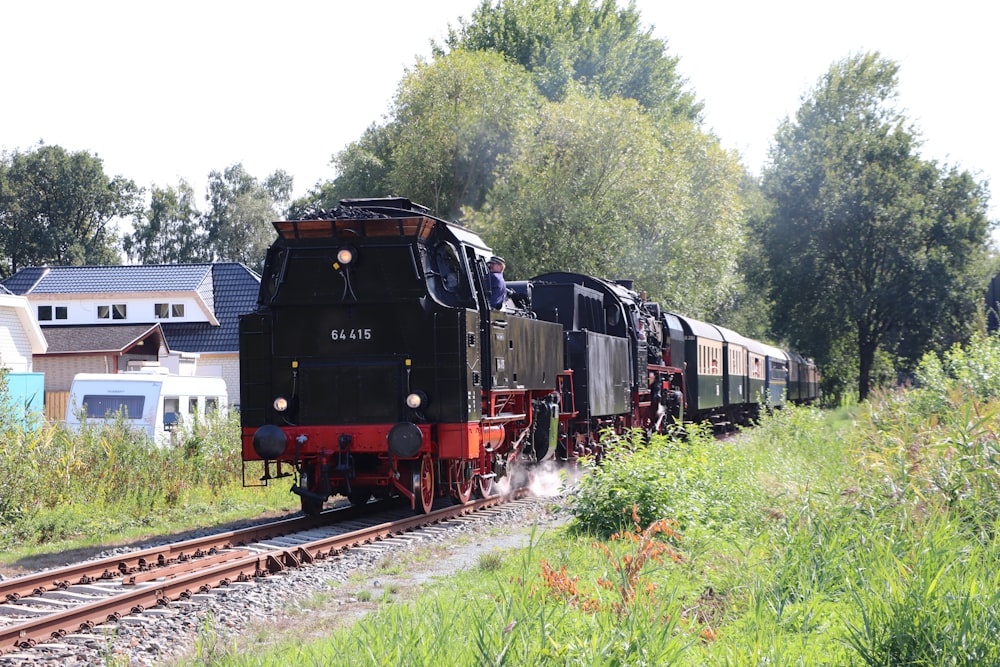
[423,241,474,307]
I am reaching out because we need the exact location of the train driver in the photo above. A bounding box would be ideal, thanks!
[487,255,507,309]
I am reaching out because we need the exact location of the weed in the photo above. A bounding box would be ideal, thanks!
[477,551,504,572]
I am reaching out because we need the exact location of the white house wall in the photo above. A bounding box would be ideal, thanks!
[196,352,242,408]
[0,306,35,372]
[29,294,217,327]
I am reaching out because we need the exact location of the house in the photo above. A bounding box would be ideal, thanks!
[2,263,260,417]
[0,284,48,420]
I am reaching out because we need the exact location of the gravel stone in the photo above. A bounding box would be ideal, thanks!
[0,496,569,667]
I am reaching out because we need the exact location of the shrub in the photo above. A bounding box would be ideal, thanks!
[568,423,763,539]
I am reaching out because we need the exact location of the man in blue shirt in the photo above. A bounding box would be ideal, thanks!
[487,255,506,309]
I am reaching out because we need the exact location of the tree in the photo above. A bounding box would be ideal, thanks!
[388,49,541,218]
[124,180,210,264]
[290,122,398,217]
[0,143,142,276]
[467,93,747,318]
[306,50,540,220]
[443,0,701,122]
[202,164,293,272]
[758,53,992,401]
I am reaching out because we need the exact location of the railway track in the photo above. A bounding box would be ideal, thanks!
[0,492,523,659]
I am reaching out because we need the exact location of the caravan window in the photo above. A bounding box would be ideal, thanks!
[189,397,199,414]
[205,397,219,413]
[83,395,145,418]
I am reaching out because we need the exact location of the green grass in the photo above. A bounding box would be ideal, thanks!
[178,331,1000,665]
[0,403,298,567]
[9,336,1000,664]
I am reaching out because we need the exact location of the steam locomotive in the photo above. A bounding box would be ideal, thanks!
[239,198,818,514]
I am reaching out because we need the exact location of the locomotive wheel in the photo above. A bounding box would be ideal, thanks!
[475,475,496,498]
[412,455,435,514]
[451,461,473,505]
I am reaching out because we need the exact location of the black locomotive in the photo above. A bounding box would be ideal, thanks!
[239,198,818,514]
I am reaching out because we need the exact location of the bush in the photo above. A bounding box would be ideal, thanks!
[568,423,764,539]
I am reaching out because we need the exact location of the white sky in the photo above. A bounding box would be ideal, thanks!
[2,0,997,219]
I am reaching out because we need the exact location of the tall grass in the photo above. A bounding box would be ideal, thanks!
[0,398,292,552]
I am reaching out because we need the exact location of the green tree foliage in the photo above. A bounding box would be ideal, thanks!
[288,123,398,218]
[0,143,142,276]
[758,53,992,400]
[306,50,540,220]
[125,163,291,270]
[123,180,210,264]
[297,0,747,319]
[443,0,701,121]
[389,49,541,218]
[202,164,293,272]
[469,93,745,316]
[469,94,656,280]
[715,174,774,339]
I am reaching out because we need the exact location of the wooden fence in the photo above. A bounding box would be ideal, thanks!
[45,391,70,422]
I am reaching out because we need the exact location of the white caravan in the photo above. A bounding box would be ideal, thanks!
[65,369,228,445]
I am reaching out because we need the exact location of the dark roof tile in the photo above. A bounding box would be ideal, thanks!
[2,265,214,294]
[41,324,166,354]
[161,263,260,353]
[2,267,48,295]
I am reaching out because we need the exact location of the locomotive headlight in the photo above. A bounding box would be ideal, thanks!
[405,391,427,410]
[336,246,356,266]
[273,396,289,412]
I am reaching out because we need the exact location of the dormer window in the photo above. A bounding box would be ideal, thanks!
[155,303,185,319]
[98,304,127,320]
[38,305,68,321]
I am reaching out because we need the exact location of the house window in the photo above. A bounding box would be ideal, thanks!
[155,303,185,319]
[99,304,127,320]
[37,305,68,321]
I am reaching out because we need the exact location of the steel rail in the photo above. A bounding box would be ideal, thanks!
[0,502,377,605]
[1,492,518,654]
